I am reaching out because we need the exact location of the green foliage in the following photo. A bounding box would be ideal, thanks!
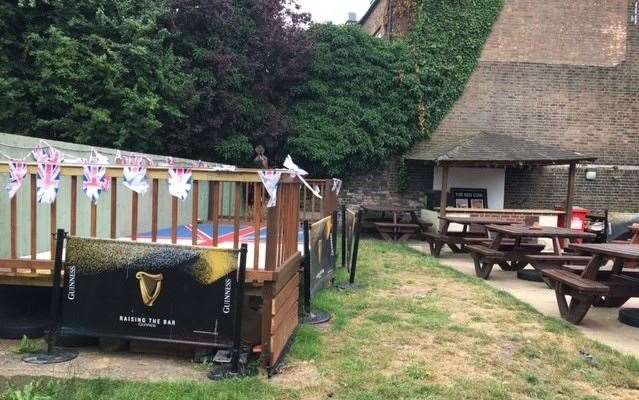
[409,0,504,132]
[288,24,426,178]
[0,0,503,176]
[288,0,503,177]
[16,335,40,354]
[0,0,190,154]
[4,381,51,400]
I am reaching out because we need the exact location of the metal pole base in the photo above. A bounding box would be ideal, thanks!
[23,348,78,365]
[302,309,331,325]
[207,363,249,381]
[336,282,361,291]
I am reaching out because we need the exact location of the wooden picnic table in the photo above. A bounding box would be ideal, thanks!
[361,205,429,242]
[466,225,595,280]
[542,243,639,324]
[423,216,519,257]
[488,225,596,255]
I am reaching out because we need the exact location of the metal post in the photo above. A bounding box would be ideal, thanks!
[23,230,78,364]
[303,220,311,314]
[341,205,346,268]
[230,244,248,374]
[47,229,66,353]
[349,210,363,285]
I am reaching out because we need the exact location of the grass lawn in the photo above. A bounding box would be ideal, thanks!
[2,240,638,399]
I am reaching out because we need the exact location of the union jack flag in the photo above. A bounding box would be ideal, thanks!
[168,168,192,200]
[36,162,61,204]
[122,156,149,195]
[6,161,27,199]
[82,164,108,204]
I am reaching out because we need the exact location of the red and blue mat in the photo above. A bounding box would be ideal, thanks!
[137,223,302,246]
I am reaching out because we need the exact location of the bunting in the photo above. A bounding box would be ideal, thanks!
[6,161,27,199]
[82,164,108,204]
[122,156,149,195]
[36,162,61,204]
[168,167,193,200]
[258,171,282,208]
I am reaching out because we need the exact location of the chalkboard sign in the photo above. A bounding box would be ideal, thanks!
[450,188,488,209]
[61,237,240,347]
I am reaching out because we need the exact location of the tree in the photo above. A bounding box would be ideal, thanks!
[160,0,313,163]
[0,0,189,154]
[287,24,426,178]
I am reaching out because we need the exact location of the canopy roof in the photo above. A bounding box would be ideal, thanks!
[406,133,596,167]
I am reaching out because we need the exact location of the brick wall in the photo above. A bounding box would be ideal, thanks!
[361,0,389,37]
[346,1,639,213]
[360,0,417,38]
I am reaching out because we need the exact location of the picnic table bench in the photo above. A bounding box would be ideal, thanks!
[543,243,639,324]
[373,222,423,242]
[423,216,518,257]
[466,225,595,280]
[361,205,431,242]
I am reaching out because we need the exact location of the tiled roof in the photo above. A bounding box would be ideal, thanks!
[406,133,596,166]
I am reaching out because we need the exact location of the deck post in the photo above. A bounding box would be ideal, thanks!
[439,165,449,230]
[565,162,576,228]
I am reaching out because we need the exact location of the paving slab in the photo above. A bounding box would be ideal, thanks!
[408,242,639,358]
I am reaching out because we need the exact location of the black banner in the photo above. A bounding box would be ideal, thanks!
[61,237,239,348]
[345,208,357,267]
[309,216,336,296]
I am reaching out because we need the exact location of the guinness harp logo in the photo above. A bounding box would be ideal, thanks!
[135,272,164,307]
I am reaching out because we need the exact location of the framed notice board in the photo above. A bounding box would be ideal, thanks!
[450,188,488,209]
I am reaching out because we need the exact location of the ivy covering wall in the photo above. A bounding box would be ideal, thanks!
[288,0,503,177]
[0,0,504,177]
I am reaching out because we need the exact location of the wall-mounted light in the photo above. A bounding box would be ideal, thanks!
[585,169,597,181]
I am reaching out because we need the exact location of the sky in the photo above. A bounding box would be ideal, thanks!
[295,0,372,24]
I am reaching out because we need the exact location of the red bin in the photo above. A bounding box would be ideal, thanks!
[556,206,590,231]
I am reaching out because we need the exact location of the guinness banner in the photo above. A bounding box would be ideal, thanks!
[61,237,239,347]
[309,216,336,296]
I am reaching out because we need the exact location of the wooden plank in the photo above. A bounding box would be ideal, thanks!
[271,293,298,335]
[212,181,220,246]
[253,183,263,269]
[110,177,117,239]
[0,259,54,270]
[70,176,77,236]
[271,274,299,315]
[10,196,17,259]
[171,197,178,244]
[131,191,138,241]
[0,163,308,184]
[90,203,97,238]
[439,165,449,220]
[50,199,56,260]
[192,180,199,246]
[274,252,302,292]
[233,182,241,249]
[30,174,37,260]
[264,195,280,271]
[270,304,298,365]
[152,179,159,242]
[261,283,274,367]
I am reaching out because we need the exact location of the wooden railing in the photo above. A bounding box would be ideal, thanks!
[0,163,337,284]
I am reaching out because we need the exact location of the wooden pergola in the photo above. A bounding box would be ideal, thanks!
[406,133,597,229]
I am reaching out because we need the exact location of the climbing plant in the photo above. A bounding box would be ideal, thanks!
[408,0,504,132]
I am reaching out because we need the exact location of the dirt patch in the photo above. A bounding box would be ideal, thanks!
[270,361,322,389]
[0,340,205,382]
